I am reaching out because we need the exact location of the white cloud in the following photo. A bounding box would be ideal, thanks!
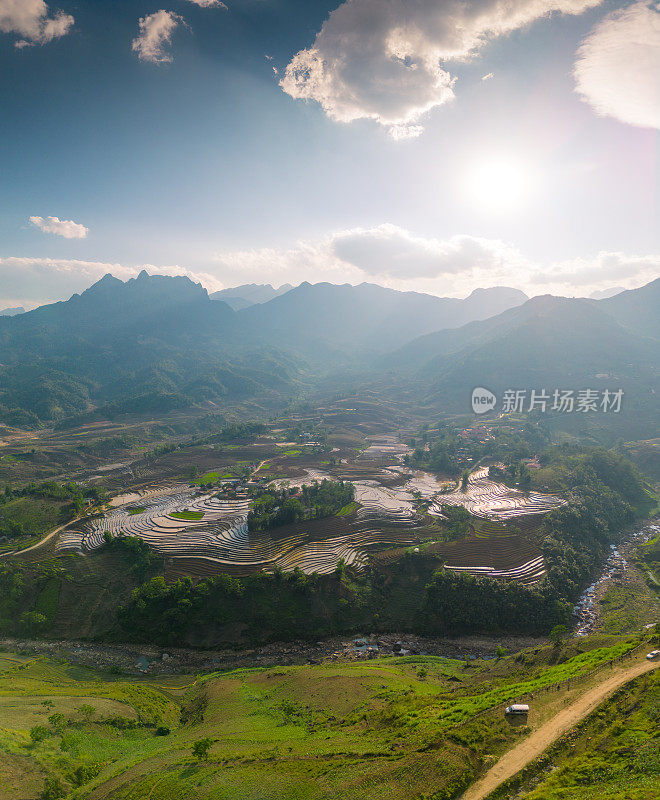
[574,1,660,130]
[532,251,660,289]
[132,10,185,64]
[331,224,522,279]
[481,72,494,81]
[3,230,658,309]
[387,124,425,141]
[29,215,88,239]
[213,225,659,298]
[280,0,604,135]
[186,0,227,7]
[0,0,73,47]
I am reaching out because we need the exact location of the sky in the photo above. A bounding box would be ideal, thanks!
[1,0,659,308]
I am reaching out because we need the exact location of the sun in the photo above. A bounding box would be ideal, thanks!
[464,157,531,213]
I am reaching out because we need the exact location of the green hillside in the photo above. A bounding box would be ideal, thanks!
[0,636,650,800]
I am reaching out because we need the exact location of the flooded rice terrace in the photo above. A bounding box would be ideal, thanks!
[57,436,567,579]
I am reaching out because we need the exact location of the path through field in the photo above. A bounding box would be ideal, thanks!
[2,518,81,557]
[460,658,659,800]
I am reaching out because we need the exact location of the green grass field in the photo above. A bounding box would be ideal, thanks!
[0,638,647,800]
[0,496,68,553]
[169,511,205,521]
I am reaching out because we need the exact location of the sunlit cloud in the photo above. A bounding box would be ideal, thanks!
[29,215,88,239]
[574,1,660,129]
[280,0,604,137]
[131,10,185,64]
[4,227,658,310]
[212,225,659,298]
[0,0,74,47]
[186,0,227,7]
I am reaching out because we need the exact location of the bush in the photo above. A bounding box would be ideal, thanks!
[30,725,50,743]
[71,763,102,786]
[48,712,67,734]
[192,737,213,761]
[40,776,66,800]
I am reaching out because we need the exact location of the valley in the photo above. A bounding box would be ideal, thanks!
[0,277,658,800]
[4,7,660,797]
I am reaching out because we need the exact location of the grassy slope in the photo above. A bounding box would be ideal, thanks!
[0,552,159,641]
[0,638,646,800]
[0,496,69,553]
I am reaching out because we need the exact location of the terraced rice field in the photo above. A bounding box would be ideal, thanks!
[58,473,423,576]
[429,466,565,521]
[56,457,564,584]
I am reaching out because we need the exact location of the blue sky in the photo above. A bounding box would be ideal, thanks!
[1,0,659,307]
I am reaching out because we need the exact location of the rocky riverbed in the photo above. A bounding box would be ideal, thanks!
[0,632,545,676]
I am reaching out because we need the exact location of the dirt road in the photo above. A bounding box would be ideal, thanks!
[461,658,659,800]
[0,518,81,558]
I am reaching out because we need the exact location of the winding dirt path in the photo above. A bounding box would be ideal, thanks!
[0,518,81,558]
[460,657,659,800]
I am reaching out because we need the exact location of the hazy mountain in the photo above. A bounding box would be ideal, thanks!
[589,287,625,300]
[597,277,660,340]
[8,271,656,432]
[0,272,300,427]
[239,282,528,358]
[0,306,25,316]
[211,283,293,310]
[385,281,659,435]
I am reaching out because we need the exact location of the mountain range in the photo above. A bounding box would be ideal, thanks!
[0,272,657,434]
[210,283,293,310]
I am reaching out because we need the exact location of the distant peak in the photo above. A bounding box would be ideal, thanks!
[82,273,124,295]
[466,286,528,300]
[137,269,150,280]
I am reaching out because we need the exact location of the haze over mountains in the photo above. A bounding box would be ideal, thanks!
[0,272,657,434]
[210,283,293,311]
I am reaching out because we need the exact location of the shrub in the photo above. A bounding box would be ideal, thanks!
[192,737,213,761]
[48,712,67,734]
[40,776,66,800]
[30,725,50,743]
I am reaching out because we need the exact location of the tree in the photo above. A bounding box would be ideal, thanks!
[30,725,50,743]
[192,737,213,761]
[40,776,66,800]
[549,624,569,648]
[495,645,507,660]
[48,712,67,734]
[78,704,95,722]
[460,470,470,491]
[21,611,47,636]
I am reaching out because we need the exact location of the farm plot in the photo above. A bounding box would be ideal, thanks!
[357,435,411,462]
[58,481,424,577]
[56,457,566,583]
[429,466,565,521]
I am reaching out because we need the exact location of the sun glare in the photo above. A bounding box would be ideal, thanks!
[464,158,531,213]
